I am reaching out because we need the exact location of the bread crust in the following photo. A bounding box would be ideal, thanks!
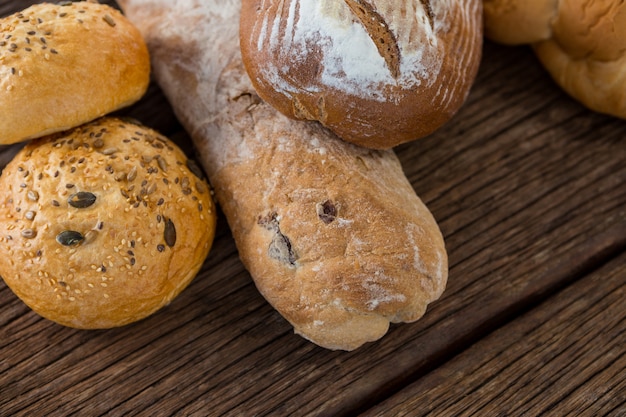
[484,0,626,119]
[483,0,558,44]
[0,1,150,145]
[240,0,483,149]
[119,0,447,350]
[0,117,217,328]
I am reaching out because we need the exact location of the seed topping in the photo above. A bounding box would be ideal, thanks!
[68,191,97,208]
[164,218,176,248]
[56,230,84,247]
[21,229,37,239]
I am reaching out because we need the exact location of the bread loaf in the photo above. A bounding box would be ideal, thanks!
[0,1,150,145]
[0,117,217,328]
[484,0,626,120]
[239,0,483,149]
[119,0,448,351]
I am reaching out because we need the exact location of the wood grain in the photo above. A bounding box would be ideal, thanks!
[0,1,625,416]
[363,253,626,416]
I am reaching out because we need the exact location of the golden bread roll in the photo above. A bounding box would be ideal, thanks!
[119,0,447,351]
[239,0,483,149]
[484,0,626,119]
[0,1,150,145]
[483,0,557,44]
[0,117,217,328]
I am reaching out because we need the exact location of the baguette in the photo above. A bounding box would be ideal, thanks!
[119,0,447,351]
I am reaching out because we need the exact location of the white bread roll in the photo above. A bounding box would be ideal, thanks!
[484,0,626,120]
[0,1,150,145]
[0,117,217,328]
[119,0,447,351]
[240,0,483,149]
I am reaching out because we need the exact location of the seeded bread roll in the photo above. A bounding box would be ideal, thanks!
[239,0,483,149]
[119,0,448,351]
[484,0,626,120]
[0,117,217,329]
[0,1,150,145]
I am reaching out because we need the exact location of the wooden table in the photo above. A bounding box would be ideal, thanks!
[1,2,625,416]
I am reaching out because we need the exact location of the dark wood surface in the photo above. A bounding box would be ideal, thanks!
[1,2,625,416]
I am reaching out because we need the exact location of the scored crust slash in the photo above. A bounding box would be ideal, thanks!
[344,0,402,79]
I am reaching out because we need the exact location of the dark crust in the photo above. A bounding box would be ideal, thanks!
[420,0,434,30]
[343,0,401,78]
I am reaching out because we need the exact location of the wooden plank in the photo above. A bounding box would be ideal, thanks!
[0,1,625,416]
[362,252,626,417]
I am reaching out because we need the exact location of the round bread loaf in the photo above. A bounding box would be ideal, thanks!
[0,117,217,328]
[240,0,483,149]
[484,0,626,120]
[0,1,150,145]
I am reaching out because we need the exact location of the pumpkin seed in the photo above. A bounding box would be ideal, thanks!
[68,191,96,208]
[56,230,84,246]
[164,218,176,247]
[186,159,204,179]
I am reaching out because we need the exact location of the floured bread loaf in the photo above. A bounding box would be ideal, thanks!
[0,117,217,329]
[0,1,150,145]
[484,0,626,119]
[240,0,483,149]
[119,0,447,351]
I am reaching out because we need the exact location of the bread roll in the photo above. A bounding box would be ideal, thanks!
[483,0,557,44]
[484,0,626,120]
[119,0,447,351]
[0,1,150,145]
[0,117,217,328]
[239,0,483,149]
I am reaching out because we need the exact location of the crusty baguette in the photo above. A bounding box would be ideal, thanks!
[119,0,447,351]
[0,1,150,145]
